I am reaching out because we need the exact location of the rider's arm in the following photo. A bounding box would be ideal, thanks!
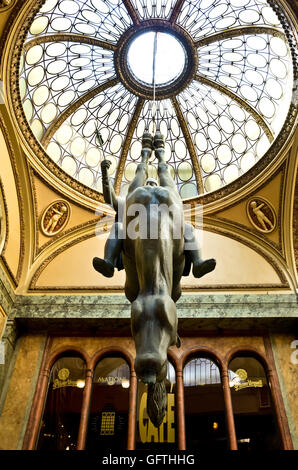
[101,160,118,211]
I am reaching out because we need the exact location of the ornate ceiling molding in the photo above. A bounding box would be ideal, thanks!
[0,178,9,256]
[114,19,198,100]
[0,111,25,285]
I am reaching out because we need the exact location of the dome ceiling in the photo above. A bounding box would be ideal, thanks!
[18,0,294,200]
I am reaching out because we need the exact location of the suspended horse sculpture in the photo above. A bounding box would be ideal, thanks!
[93,132,216,426]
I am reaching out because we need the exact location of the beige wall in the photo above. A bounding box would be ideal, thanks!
[35,229,282,289]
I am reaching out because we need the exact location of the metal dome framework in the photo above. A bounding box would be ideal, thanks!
[16,0,296,201]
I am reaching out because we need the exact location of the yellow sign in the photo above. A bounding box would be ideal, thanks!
[138,392,175,443]
[53,369,84,389]
[97,376,127,386]
[53,378,81,389]
[233,368,263,391]
[58,368,70,380]
[234,379,263,391]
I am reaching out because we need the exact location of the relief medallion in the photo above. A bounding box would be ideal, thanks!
[40,200,70,236]
[246,197,276,233]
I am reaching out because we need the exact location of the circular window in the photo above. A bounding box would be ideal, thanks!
[127,31,186,86]
[10,0,297,202]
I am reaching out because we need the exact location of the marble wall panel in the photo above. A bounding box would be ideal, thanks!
[0,334,46,449]
[271,333,298,449]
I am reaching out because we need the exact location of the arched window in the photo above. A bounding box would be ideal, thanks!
[85,356,130,450]
[37,354,86,450]
[136,362,176,450]
[183,356,227,450]
[228,356,282,450]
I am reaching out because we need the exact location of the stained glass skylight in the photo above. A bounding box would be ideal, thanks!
[19,0,294,199]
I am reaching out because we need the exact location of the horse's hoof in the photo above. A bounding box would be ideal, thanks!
[154,132,165,149]
[142,132,154,149]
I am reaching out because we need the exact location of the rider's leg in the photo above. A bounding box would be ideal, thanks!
[154,133,179,193]
[184,223,216,278]
[93,222,123,277]
[127,133,153,194]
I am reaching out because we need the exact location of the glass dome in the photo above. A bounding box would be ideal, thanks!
[19,0,294,200]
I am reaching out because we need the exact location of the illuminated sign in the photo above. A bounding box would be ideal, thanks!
[53,368,85,389]
[230,369,263,391]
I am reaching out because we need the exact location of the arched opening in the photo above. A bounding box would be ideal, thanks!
[228,355,283,450]
[183,356,227,450]
[85,355,130,450]
[36,353,86,450]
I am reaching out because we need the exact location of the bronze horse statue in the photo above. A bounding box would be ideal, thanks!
[93,132,215,426]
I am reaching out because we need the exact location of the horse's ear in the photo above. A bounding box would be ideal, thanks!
[176,334,181,348]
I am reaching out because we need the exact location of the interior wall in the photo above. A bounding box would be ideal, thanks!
[34,229,282,290]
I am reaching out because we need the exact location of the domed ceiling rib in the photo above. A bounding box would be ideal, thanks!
[171,96,204,193]
[114,97,145,193]
[122,0,141,24]
[195,75,274,142]
[41,77,120,147]
[23,34,117,54]
[195,25,285,47]
[169,0,185,23]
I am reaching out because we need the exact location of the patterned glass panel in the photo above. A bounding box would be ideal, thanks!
[20,0,294,197]
[29,0,132,43]
[177,0,282,40]
[49,83,137,191]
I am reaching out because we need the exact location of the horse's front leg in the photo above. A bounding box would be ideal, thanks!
[123,254,139,302]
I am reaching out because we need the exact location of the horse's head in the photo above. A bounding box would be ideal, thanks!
[131,294,180,384]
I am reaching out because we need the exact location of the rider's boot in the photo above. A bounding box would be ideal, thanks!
[92,257,114,278]
[192,258,216,278]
